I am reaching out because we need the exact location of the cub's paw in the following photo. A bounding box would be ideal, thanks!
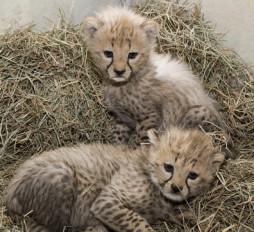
[170,204,196,227]
[128,133,142,149]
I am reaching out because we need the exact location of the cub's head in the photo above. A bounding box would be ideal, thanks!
[82,7,159,83]
[147,127,225,202]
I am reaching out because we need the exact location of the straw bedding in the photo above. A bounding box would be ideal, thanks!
[0,0,253,231]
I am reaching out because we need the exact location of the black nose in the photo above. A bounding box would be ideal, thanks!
[114,69,126,76]
[171,184,182,193]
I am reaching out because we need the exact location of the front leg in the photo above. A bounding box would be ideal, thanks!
[91,196,155,232]
[129,113,161,148]
[128,126,146,149]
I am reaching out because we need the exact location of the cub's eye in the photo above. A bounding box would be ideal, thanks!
[164,164,174,173]
[104,50,113,58]
[187,172,199,180]
[128,52,138,59]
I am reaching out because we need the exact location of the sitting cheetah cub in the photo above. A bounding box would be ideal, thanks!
[5,127,224,232]
[82,7,233,155]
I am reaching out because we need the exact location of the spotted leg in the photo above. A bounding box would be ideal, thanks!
[91,193,155,232]
[129,114,161,148]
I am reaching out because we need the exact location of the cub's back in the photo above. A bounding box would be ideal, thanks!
[151,53,214,107]
[4,143,135,229]
[5,143,123,194]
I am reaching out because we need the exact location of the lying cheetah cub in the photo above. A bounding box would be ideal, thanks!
[82,7,233,154]
[5,127,224,232]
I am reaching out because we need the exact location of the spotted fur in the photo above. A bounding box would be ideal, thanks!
[5,128,224,232]
[82,7,234,156]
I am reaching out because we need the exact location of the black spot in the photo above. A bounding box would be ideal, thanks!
[201,116,206,121]
[100,202,113,212]
[131,218,138,223]
[113,213,125,221]
[135,222,140,227]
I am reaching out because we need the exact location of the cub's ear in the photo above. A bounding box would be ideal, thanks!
[212,152,225,172]
[140,20,160,42]
[147,129,160,146]
[81,16,103,39]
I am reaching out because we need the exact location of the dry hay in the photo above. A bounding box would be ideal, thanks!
[0,24,114,166]
[0,0,253,231]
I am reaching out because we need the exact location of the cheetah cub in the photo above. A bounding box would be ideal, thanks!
[82,7,233,155]
[5,127,224,232]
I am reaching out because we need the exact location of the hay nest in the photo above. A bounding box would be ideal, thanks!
[0,24,114,167]
[0,0,253,231]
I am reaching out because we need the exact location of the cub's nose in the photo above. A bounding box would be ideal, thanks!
[114,69,126,76]
[171,184,183,193]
